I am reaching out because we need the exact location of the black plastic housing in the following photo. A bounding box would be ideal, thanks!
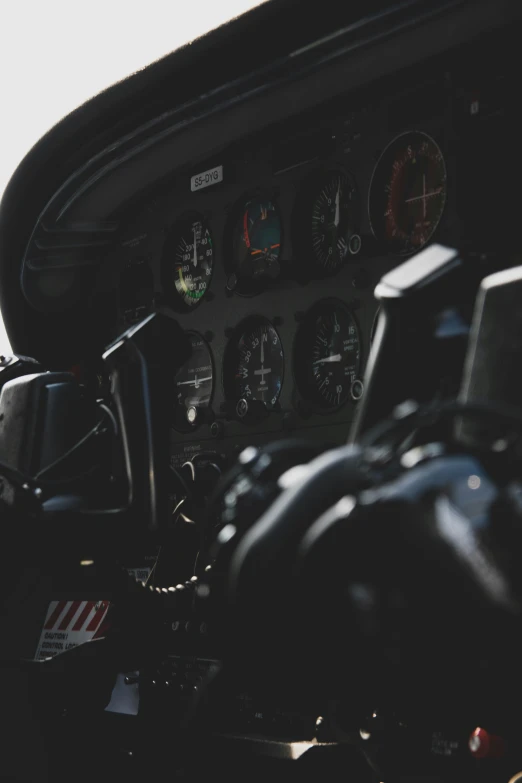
[0,371,85,476]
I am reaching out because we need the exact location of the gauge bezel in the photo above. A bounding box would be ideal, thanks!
[224,191,284,297]
[161,210,215,312]
[174,330,215,433]
[223,315,285,409]
[368,130,447,256]
[292,298,362,415]
[293,168,361,279]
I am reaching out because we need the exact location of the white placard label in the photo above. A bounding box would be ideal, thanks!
[191,165,223,192]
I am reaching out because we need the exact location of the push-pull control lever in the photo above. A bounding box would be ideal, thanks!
[350,244,473,441]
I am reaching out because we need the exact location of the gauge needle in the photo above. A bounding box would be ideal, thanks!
[334,182,340,227]
[405,186,442,204]
[256,333,269,385]
[251,244,280,256]
[193,227,198,267]
[313,354,342,365]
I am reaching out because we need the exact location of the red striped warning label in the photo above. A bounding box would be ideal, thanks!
[34,600,111,660]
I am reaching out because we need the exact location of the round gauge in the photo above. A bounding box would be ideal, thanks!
[174,332,214,431]
[369,131,447,254]
[294,299,361,411]
[224,317,284,409]
[306,171,360,274]
[162,212,214,310]
[230,197,282,294]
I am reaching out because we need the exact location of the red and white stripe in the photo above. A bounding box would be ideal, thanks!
[43,599,110,639]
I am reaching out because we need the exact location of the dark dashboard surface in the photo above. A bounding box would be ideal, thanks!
[114,32,519,467]
[1,0,521,472]
[2,3,522,781]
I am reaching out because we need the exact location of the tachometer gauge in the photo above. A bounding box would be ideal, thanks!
[369,131,447,254]
[229,197,282,295]
[174,332,214,431]
[224,317,284,411]
[162,212,214,310]
[308,171,360,274]
[294,299,361,411]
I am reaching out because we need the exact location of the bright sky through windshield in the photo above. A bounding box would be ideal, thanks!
[0,0,264,352]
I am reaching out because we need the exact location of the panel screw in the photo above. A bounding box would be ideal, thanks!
[350,379,364,401]
[210,421,224,439]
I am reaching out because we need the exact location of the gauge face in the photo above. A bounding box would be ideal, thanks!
[308,171,359,273]
[230,197,282,293]
[162,213,214,310]
[224,317,284,407]
[174,332,214,430]
[294,300,361,411]
[369,131,447,254]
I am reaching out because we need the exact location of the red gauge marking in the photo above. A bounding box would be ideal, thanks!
[243,209,250,248]
[250,243,280,256]
[370,131,446,254]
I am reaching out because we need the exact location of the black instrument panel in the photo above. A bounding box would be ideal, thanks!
[115,51,511,468]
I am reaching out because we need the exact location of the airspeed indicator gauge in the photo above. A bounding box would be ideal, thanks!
[162,212,214,311]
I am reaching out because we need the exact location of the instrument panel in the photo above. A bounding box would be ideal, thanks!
[114,54,501,468]
[2,6,521,778]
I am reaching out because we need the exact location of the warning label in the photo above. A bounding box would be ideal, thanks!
[34,600,111,660]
